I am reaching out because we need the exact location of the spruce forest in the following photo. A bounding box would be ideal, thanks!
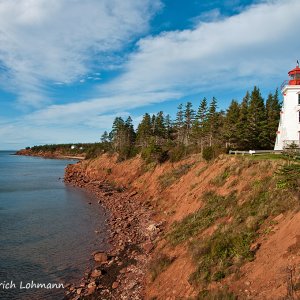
[95,86,281,162]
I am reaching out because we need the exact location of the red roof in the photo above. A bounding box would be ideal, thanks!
[288,65,300,85]
[288,65,300,75]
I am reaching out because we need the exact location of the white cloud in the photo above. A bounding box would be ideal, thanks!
[0,0,161,106]
[2,0,300,149]
[101,0,300,98]
[25,91,180,126]
[190,8,222,25]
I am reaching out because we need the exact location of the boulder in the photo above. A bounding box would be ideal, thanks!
[147,224,157,232]
[87,281,96,289]
[86,285,96,295]
[93,252,108,263]
[86,282,96,295]
[91,268,102,278]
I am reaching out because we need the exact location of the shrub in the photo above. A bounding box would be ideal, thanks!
[117,145,138,161]
[141,143,168,164]
[85,145,104,159]
[168,144,186,162]
[202,146,214,161]
[276,164,300,190]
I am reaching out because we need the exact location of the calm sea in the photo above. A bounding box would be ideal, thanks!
[0,151,107,300]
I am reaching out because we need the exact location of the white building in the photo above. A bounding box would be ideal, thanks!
[274,65,300,150]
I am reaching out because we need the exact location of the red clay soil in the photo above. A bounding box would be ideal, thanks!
[43,152,299,299]
[231,212,300,299]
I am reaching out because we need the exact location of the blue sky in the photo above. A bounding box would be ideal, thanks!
[0,0,299,149]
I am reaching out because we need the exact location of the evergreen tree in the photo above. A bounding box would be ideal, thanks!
[100,85,276,161]
[175,104,184,144]
[183,102,195,145]
[165,114,173,140]
[207,97,219,146]
[125,116,136,146]
[151,114,156,135]
[236,91,250,150]
[101,131,109,143]
[247,86,267,149]
[136,113,152,147]
[265,90,281,148]
[110,117,125,151]
[192,97,208,150]
[154,111,166,139]
[223,100,240,148]
[196,97,208,124]
[109,116,136,159]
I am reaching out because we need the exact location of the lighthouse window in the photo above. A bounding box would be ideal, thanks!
[299,111,300,123]
[298,94,300,105]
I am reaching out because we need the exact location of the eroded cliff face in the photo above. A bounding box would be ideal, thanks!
[65,153,300,300]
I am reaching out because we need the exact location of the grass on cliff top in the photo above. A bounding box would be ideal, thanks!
[167,164,300,289]
[246,153,286,161]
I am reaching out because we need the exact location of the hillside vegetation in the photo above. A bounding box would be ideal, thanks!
[77,153,300,299]
[17,143,108,158]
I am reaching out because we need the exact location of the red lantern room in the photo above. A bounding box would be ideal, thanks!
[288,64,300,85]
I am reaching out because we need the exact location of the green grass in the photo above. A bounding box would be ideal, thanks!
[247,153,286,161]
[210,169,230,187]
[168,191,236,245]
[158,163,194,189]
[189,229,255,285]
[195,166,208,177]
[276,164,300,190]
[167,168,299,290]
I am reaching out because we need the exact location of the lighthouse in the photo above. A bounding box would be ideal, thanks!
[274,64,300,150]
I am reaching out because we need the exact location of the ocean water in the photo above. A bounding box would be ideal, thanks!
[0,151,107,300]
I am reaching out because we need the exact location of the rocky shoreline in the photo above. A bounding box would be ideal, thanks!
[64,162,163,299]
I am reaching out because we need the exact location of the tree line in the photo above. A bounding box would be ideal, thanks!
[99,86,281,162]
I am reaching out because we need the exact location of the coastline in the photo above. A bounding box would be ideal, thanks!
[63,161,161,299]
[11,151,299,299]
[15,149,85,160]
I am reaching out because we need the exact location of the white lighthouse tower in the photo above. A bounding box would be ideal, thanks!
[274,64,300,150]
